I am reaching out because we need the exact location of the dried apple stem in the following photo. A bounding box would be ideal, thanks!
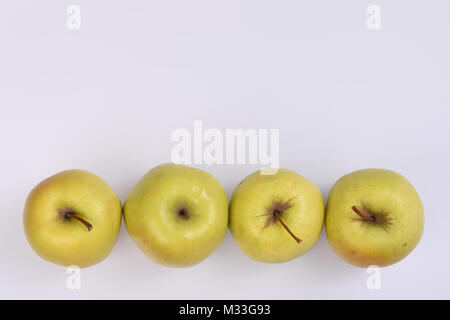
[274,211,302,243]
[65,212,93,231]
[351,206,375,222]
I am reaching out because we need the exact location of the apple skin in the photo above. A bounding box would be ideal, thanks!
[325,169,424,268]
[23,170,122,268]
[123,163,228,267]
[229,169,325,263]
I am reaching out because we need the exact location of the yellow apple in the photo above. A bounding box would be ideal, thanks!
[229,169,325,263]
[123,163,228,267]
[23,170,122,268]
[325,168,424,267]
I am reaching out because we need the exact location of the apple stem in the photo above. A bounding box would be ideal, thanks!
[274,211,302,243]
[65,212,93,231]
[351,206,375,222]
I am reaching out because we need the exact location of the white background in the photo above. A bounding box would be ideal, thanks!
[1,1,449,299]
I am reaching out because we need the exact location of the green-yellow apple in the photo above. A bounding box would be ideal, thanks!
[23,170,122,268]
[325,168,424,267]
[229,169,325,263]
[123,163,228,267]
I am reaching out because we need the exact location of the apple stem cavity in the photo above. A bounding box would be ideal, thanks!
[176,205,191,220]
[351,206,375,222]
[59,209,93,231]
[274,210,302,244]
